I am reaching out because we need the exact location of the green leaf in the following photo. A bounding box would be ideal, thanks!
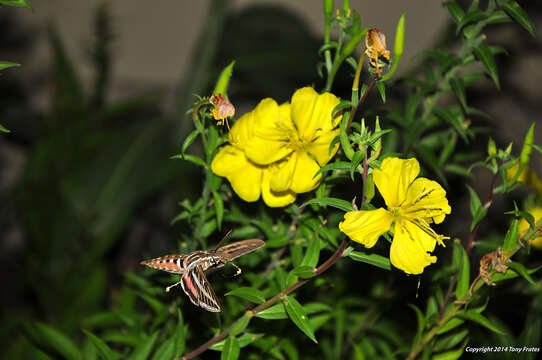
[508,261,537,285]
[291,265,317,279]
[432,340,467,360]
[408,304,425,346]
[519,123,535,165]
[152,338,174,360]
[255,304,287,319]
[449,78,467,112]
[381,13,405,81]
[230,315,251,337]
[30,322,82,360]
[502,218,519,251]
[170,154,207,168]
[350,150,365,181]
[455,242,470,300]
[314,161,350,178]
[466,185,486,231]
[213,60,236,96]
[213,191,224,230]
[128,331,158,360]
[301,236,320,268]
[221,336,240,360]
[376,81,386,103]
[211,333,262,351]
[181,129,200,155]
[348,251,391,270]
[0,123,10,133]
[492,265,542,283]
[473,45,500,90]
[339,113,355,160]
[283,296,317,343]
[175,309,185,357]
[434,329,469,352]
[445,1,465,24]
[438,317,465,335]
[0,0,32,9]
[459,311,507,335]
[300,197,353,212]
[226,287,265,304]
[0,61,20,70]
[497,0,536,38]
[83,330,116,360]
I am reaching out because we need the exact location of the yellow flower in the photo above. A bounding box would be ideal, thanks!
[506,164,542,198]
[212,87,341,207]
[339,157,452,274]
[518,207,542,250]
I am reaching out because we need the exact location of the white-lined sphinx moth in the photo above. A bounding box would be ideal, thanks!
[140,232,264,312]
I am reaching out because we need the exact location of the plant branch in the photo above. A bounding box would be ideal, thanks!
[181,239,350,359]
[466,167,500,255]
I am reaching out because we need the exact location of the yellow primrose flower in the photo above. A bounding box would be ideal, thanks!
[244,87,341,194]
[518,207,542,250]
[211,107,296,207]
[212,87,341,207]
[339,157,452,274]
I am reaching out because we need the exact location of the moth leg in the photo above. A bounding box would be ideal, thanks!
[230,262,242,276]
[165,280,181,292]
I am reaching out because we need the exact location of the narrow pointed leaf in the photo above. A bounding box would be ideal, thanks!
[213,60,236,96]
[459,311,507,335]
[255,303,287,319]
[83,330,116,360]
[175,309,185,357]
[31,323,82,360]
[473,45,500,89]
[128,331,158,360]
[0,61,20,70]
[349,251,391,270]
[221,336,240,360]
[519,123,535,165]
[0,123,10,133]
[502,218,519,251]
[283,296,318,343]
[498,0,536,37]
[508,261,536,285]
[455,242,470,300]
[301,236,320,268]
[300,197,353,212]
[226,287,265,304]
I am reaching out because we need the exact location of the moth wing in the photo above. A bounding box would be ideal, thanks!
[215,239,265,261]
[181,265,221,312]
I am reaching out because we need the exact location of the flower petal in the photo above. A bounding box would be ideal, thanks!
[290,150,321,193]
[402,177,451,224]
[390,220,439,275]
[211,145,262,202]
[373,157,420,208]
[270,154,296,192]
[244,99,294,165]
[261,167,296,207]
[307,128,340,166]
[228,109,254,149]
[291,87,341,140]
[339,208,394,248]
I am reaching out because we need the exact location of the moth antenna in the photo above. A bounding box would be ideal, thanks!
[213,229,233,252]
